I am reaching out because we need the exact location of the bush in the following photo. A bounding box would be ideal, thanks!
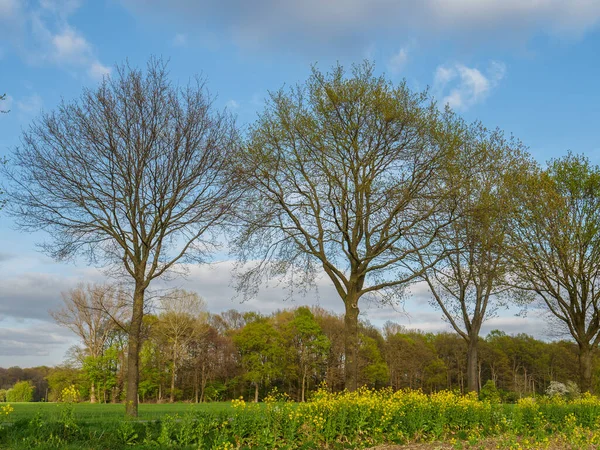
[6,381,35,402]
[480,380,501,403]
[546,380,580,400]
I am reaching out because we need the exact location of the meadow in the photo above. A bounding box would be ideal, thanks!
[3,388,600,449]
[2,401,232,423]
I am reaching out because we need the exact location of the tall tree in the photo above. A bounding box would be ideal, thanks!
[51,283,127,403]
[507,153,600,392]
[233,317,284,402]
[282,307,330,401]
[156,289,206,402]
[413,127,532,392]
[4,58,240,416]
[233,62,463,390]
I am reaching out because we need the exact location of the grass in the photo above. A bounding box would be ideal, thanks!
[4,391,600,449]
[4,401,232,423]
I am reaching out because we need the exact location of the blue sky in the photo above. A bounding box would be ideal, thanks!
[1,0,600,367]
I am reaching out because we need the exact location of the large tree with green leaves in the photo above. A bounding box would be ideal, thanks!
[3,59,240,416]
[233,317,284,402]
[233,62,464,391]
[413,126,533,392]
[282,307,330,401]
[508,153,600,392]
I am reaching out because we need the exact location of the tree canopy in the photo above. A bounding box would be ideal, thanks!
[5,58,241,416]
[233,62,465,390]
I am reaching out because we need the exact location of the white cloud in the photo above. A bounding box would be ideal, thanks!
[434,61,506,110]
[172,32,187,46]
[0,252,556,366]
[226,99,239,109]
[120,0,600,51]
[387,46,409,75]
[51,26,90,63]
[88,61,112,81]
[4,1,110,81]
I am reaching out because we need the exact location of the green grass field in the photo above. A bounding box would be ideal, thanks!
[4,393,600,449]
[5,401,232,423]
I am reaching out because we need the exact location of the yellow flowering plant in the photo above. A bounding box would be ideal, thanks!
[60,385,80,403]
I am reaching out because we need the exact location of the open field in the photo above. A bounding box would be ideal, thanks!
[3,390,600,449]
[4,401,232,423]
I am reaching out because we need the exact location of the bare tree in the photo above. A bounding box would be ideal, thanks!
[0,93,8,114]
[156,289,207,402]
[232,62,464,390]
[51,283,128,403]
[5,58,240,416]
[507,153,600,392]
[413,126,533,392]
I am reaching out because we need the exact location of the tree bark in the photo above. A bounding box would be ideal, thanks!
[125,282,145,417]
[301,366,307,402]
[344,297,360,392]
[579,343,593,393]
[254,382,259,403]
[90,382,97,404]
[194,367,199,404]
[466,337,479,393]
[170,349,176,403]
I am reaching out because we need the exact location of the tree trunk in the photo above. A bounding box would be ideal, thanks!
[170,357,176,403]
[254,382,259,403]
[194,366,199,404]
[125,282,145,417]
[90,382,97,404]
[344,297,360,391]
[579,343,593,393]
[301,366,307,402]
[466,338,478,393]
[200,362,207,403]
[478,359,482,391]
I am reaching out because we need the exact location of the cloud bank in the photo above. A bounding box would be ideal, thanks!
[0,258,549,367]
[120,0,600,51]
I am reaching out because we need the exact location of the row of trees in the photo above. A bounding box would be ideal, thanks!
[2,59,600,416]
[3,286,593,403]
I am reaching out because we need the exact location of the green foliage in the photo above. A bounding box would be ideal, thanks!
[479,380,501,404]
[0,389,6,402]
[6,381,35,402]
[83,346,119,402]
[233,318,285,397]
[359,334,389,386]
[46,367,86,402]
[203,381,228,402]
[5,390,600,449]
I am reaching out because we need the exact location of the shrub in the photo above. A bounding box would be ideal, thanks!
[546,380,580,400]
[547,381,568,397]
[480,380,501,403]
[6,381,34,402]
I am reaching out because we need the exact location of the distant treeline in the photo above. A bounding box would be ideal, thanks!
[0,291,589,404]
